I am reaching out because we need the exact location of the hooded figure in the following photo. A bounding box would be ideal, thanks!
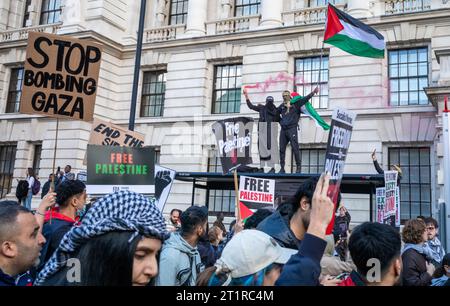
[244,88,280,173]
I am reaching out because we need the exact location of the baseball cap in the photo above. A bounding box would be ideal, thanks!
[215,229,297,278]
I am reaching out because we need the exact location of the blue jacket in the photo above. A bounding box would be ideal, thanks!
[257,210,301,250]
[0,269,16,286]
[275,233,327,286]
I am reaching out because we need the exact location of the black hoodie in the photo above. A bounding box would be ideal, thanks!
[256,210,301,250]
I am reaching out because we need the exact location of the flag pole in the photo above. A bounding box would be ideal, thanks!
[317,5,329,91]
[49,117,59,224]
[233,169,241,222]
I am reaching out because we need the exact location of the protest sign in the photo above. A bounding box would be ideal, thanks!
[84,118,145,164]
[154,165,176,212]
[324,108,357,234]
[20,32,102,121]
[239,176,275,213]
[76,171,87,183]
[395,186,400,227]
[212,117,254,174]
[89,118,145,147]
[383,170,398,227]
[376,187,385,223]
[86,145,155,194]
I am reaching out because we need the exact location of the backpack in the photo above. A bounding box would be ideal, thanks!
[16,180,29,201]
[32,179,41,195]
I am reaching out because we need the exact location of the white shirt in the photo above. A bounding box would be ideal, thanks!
[27,176,35,190]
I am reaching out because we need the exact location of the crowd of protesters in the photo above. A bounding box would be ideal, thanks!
[1,168,449,287]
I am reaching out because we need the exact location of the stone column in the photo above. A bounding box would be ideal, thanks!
[436,50,450,86]
[259,0,283,29]
[184,0,207,37]
[219,0,233,19]
[155,0,168,27]
[347,0,370,18]
[58,0,85,34]
[0,0,10,30]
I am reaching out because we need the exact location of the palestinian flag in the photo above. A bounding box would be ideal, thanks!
[291,94,330,130]
[324,4,385,58]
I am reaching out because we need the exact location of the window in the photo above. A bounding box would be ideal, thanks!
[0,143,17,199]
[235,0,261,17]
[32,144,42,176]
[40,0,62,25]
[6,68,24,113]
[212,64,242,114]
[388,147,431,222]
[389,48,429,106]
[295,56,329,109]
[140,71,166,117]
[23,0,32,27]
[207,152,235,216]
[309,0,344,6]
[169,0,189,25]
[291,148,326,173]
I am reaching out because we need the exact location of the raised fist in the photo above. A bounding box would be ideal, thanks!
[155,170,172,201]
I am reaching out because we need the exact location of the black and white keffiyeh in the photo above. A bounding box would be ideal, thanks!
[34,190,170,285]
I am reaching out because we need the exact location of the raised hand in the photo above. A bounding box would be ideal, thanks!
[307,173,335,240]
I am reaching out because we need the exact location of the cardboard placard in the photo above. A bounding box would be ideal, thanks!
[324,108,357,235]
[86,145,155,194]
[239,176,275,212]
[154,165,176,212]
[20,32,102,121]
[212,117,254,174]
[84,118,145,164]
[89,118,145,147]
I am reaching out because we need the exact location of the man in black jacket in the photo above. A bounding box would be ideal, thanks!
[278,87,319,173]
[371,149,402,183]
[257,176,341,251]
[243,88,280,173]
[276,173,335,286]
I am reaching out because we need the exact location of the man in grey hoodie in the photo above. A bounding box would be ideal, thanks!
[156,206,208,286]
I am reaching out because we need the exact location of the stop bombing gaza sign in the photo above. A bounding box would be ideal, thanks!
[20,31,102,122]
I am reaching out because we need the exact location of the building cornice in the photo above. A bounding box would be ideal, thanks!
[1,9,449,56]
[133,9,450,53]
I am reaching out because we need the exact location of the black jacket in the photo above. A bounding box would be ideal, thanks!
[401,248,432,286]
[275,233,326,286]
[197,238,217,268]
[40,178,60,199]
[38,218,74,271]
[256,210,301,250]
[0,269,16,286]
[373,160,402,184]
[333,211,351,239]
[278,92,314,130]
[246,99,280,123]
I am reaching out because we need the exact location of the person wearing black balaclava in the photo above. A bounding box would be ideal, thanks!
[243,87,280,173]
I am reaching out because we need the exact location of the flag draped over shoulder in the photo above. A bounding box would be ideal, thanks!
[324,4,385,58]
